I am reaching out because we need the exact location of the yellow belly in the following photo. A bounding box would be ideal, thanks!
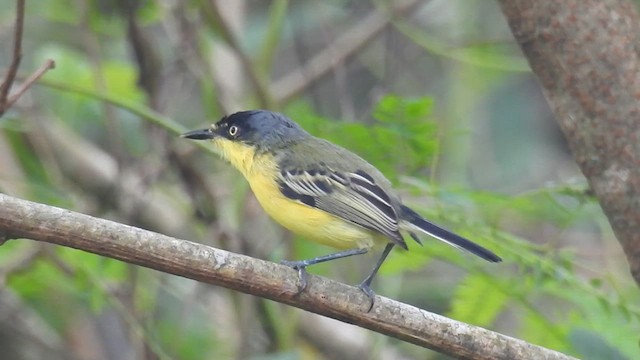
[211,139,383,250]
[249,169,379,249]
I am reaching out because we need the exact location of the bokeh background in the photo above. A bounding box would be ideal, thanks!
[0,0,638,359]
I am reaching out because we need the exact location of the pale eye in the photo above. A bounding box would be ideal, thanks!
[229,125,239,137]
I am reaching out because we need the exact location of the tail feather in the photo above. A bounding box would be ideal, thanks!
[400,205,502,263]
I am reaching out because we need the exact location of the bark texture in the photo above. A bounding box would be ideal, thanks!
[0,193,575,360]
[498,0,640,285]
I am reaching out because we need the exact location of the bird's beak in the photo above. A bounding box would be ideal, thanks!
[181,128,216,140]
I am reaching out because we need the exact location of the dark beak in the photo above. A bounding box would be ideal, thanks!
[181,128,215,140]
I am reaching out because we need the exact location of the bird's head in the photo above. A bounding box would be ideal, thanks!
[182,110,310,174]
[182,110,309,151]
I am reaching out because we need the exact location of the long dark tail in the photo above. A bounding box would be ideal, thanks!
[400,205,502,263]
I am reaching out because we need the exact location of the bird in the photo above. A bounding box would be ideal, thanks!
[182,110,501,309]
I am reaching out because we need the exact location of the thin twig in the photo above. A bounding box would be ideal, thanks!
[270,0,421,104]
[0,0,26,114]
[0,1,55,116]
[202,0,274,109]
[4,59,55,109]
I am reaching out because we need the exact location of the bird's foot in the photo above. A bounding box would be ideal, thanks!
[280,260,310,295]
[357,282,376,312]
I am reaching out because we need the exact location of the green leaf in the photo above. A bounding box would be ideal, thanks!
[519,308,569,353]
[448,273,507,326]
[285,95,438,180]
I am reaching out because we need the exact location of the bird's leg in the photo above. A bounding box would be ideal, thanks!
[358,243,395,312]
[281,248,369,294]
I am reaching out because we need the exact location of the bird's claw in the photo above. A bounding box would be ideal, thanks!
[282,259,377,311]
[280,260,309,294]
[357,283,376,312]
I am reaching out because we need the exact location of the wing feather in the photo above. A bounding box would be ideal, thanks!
[278,166,406,248]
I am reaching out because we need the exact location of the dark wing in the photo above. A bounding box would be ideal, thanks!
[278,166,407,249]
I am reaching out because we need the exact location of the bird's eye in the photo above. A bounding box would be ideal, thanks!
[229,125,239,137]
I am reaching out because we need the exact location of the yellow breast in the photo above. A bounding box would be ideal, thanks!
[211,138,380,250]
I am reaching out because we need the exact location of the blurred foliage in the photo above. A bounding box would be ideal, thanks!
[287,95,437,179]
[0,0,639,359]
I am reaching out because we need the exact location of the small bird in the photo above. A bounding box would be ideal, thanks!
[183,110,501,309]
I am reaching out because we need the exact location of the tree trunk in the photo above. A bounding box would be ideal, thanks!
[497,0,640,286]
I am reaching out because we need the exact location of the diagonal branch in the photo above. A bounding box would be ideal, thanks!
[0,0,55,117]
[270,0,421,104]
[0,193,575,360]
[0,0,25,113]
[3,59,55,109]
[200,0,274,109]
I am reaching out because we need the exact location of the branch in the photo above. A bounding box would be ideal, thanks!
[0,193,575,360]
[270,1,421,104]
[201,0,274,109]
[0,0,55,116]
[0,0,25,113]
[497,0,640,286]
[3,59,55,111]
